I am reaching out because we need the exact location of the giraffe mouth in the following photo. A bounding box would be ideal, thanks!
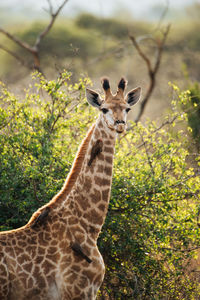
[116,123,126,133]
[116,129,124,133]
[103,117,126,133]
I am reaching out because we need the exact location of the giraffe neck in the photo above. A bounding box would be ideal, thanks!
[62,116,116,241]
[28,116,116,242]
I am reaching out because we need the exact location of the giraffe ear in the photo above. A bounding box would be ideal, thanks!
[86,88,102,108]
[125,87,141,106]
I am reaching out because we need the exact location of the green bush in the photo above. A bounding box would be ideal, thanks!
[0,21,102,78]
[75,13,151,39]
[0,73,200,298]
[185,83,200,148]
[99,115,200,298]
[75,13,128,39]
[168,21,200,52]
[17,22,101,60]
[0,71,94,229]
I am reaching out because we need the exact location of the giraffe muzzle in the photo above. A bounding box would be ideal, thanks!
[115,120,126,133]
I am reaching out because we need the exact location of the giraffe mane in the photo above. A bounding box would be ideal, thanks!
[28,124,95,226]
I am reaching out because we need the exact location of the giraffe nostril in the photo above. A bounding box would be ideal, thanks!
[115,120,125,125]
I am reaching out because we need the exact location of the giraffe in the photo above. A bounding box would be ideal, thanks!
[0,77,141,300]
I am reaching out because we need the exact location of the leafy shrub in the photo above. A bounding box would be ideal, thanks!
[76,13,128,39]
[185,83,200,149]
[0,71,94,229]
[0,73,200,298]
[99,115,200,299]
[168,21,200,53]
[17,22,101,60]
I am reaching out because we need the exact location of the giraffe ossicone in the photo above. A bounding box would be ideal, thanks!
[0,77,141,300]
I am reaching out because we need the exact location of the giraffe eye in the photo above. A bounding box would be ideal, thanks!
[126,108,131,113]
[102,108,109,114]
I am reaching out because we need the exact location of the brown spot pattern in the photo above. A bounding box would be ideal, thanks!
[90,189,101,204]
[105,156,113,164]
[104,166,112,176]
[104,146,114,154]
[102,188,110,200]
[0,104,119,299]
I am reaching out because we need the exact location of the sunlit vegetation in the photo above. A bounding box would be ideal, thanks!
[0,3,200,298]
[0,72,200,298]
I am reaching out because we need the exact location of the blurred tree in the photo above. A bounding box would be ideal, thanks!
[186,3,200,21]
[76,13,129,39]
[129,25,170,123]
[0,0,69,74]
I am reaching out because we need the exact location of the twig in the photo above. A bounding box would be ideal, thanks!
[135,114,178,148]
[46,0,53,15]
[0,0,69,73]
[35,0,69,50]
[0,44,29,68]
[88,43,126,66]
[129,25,171,123]
[0,28,32,51]
[155,0,170,31]
[129,35,152,72]
[139,132,155,175]
[0,106,22,130]
[32,179,39,202]
[122,112,178,144]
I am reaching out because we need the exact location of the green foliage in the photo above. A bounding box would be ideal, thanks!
[185,83,200,148]
[98,117,200,298]
[168,21,200,54]
[75,13,128,39]
[17,21,101,61]
[0,73,200,298]
[75,13,150,39]
[0,71,94,230]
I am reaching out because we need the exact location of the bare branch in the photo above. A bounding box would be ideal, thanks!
[0,0,69,74]
[124,100,177,141]
[129,25,171,123]
[46,0,53,15]
[154,25,171,75]
[0,27,40,72]
[0,44,29,69]
[89,43,126,66]
[35,0,69,50]
[0,28,32,52]
[155,0,170,31]
[129,35,152,74]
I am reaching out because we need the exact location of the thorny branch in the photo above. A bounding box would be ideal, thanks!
[129,24,171,124]
[135,114,179,149]
[0,0,69,73]
[139,131,155,176]
[121,111,179,144]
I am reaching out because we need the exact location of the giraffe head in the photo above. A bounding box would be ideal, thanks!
[86,77,141,133]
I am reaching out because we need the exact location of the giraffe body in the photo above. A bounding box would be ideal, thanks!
[0,78,141,299]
